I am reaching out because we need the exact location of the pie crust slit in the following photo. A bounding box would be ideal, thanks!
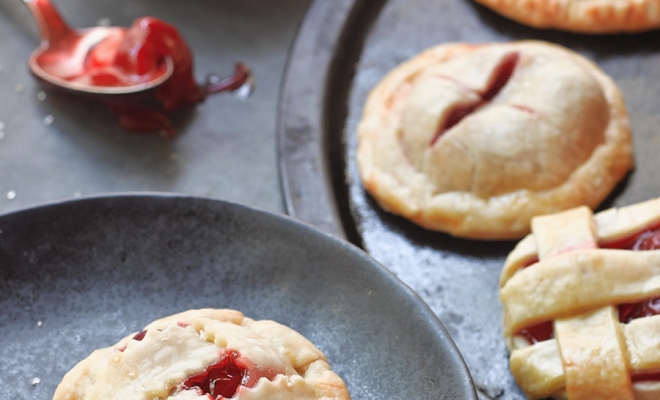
[356,40,633,240]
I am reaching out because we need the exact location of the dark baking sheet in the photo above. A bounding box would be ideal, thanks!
[0,194,476,399]
[278,1,660,399]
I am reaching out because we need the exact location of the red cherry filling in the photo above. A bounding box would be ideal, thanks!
[618,297,660,323]
[600,224,660,250]
[515,226,660,344]
[517,321,553,345]
[632,370,660,383]
[482,52,519,102]
[430,52,520,144]
[132,330,147,341]
[181,350,278,399]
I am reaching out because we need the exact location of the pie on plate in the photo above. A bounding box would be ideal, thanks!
[474,0,660,34]
[500,198,660,399]
[356,40,633,240]
[52,309,351,400]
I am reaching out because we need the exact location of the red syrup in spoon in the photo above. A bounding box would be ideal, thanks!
[29,0,252,136]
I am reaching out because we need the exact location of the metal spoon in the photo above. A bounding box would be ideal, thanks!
[24,0,174,95]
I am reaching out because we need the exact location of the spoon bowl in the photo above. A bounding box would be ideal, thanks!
[24,0,174,96]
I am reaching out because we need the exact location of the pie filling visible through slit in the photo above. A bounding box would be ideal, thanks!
[356,40,633,240]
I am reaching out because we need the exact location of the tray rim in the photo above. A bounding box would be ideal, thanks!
[277,0,368,242]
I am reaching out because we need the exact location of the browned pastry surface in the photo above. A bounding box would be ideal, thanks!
[52,309,351,400]
[474,0,660,34]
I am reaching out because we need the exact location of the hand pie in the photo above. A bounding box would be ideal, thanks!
[474,0,660,34]
[500,199,660,399]
[52,309,351,400]
[356,41,633,239]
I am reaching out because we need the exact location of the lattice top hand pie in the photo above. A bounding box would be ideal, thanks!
[356,41,633,239]
[500,199,660,399]
[52,309,351,400]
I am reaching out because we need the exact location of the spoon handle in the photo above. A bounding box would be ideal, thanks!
[23,0,76,45]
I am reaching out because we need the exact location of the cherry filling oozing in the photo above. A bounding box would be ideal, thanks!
[430,51,520,144]
[116,328,278,397]
[181,350,278,399]
[515,226,660,344]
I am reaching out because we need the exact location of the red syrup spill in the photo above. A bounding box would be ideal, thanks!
[430,52,520,145]
[515,226,660,344]
[181,350,278,399]
[34,7,251,136]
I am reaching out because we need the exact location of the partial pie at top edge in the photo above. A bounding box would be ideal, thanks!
[500,198,660,400]
[356,40,633,240]
[473,0,660,34]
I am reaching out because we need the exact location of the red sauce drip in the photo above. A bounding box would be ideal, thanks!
[181,350,278,399]
[34,7,251,136]
[431,52,519,144]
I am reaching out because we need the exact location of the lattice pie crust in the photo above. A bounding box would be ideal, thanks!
[501,198,660,399]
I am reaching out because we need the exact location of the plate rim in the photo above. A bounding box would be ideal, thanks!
[0,191,477,399]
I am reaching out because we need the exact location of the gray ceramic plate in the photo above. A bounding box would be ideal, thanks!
[0,194,476,399]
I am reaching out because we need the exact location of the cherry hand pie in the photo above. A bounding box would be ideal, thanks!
[52,309,351,400]
[474,0,660,34]
[356,41,633,239]
[500,198,660,399]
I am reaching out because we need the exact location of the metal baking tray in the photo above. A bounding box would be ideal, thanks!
[278,0,660,398]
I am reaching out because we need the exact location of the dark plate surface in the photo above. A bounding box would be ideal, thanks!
[278,1,660,399]
[0,194,476,399]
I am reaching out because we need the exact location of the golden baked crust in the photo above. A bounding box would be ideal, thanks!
[356,40,633,240]
[474,0,660,34]
[52,309,351,400]
[500,199,660,399]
